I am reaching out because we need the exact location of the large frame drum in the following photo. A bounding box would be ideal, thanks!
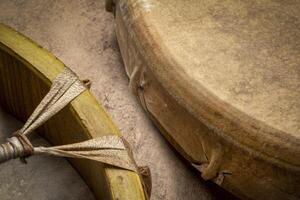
[107,0,300,199]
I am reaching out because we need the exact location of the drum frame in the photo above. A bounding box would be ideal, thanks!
[0,24,146,200]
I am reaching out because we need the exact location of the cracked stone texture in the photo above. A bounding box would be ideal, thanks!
[0,0,236,199]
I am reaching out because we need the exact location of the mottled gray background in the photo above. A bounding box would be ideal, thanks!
[0,1,236,199]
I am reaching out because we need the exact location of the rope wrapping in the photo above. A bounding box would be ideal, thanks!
[0,132,33,164]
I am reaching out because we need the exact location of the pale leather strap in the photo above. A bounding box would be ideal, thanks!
[21,68,86,136]
[0,68,136,171]
[0,132,136,171]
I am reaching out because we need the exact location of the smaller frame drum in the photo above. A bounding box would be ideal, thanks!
[0,24,146,200]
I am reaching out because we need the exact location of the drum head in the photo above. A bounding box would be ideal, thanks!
[149,0,299,137]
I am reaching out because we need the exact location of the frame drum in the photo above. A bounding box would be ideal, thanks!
[109,0,300,199]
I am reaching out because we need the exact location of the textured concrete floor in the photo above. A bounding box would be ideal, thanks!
[0,1,236,199]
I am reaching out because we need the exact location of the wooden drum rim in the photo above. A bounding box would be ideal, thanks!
[0,23,146,200]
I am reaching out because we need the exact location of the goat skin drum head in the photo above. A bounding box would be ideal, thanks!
[109,0,300,199]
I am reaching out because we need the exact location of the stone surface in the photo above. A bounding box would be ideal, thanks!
[0,1,236,199]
